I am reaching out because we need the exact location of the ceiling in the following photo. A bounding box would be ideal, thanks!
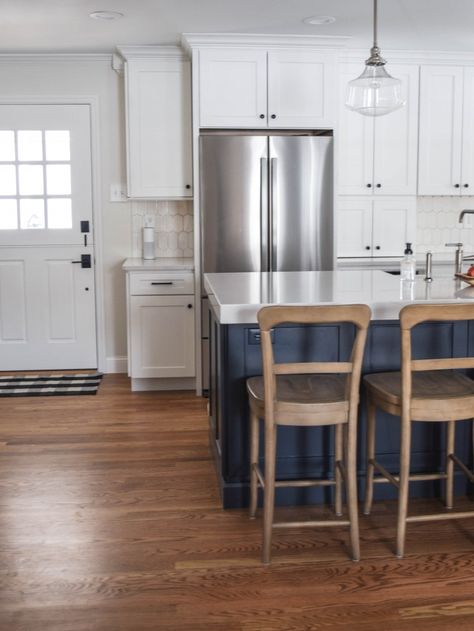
[2,0,474,55]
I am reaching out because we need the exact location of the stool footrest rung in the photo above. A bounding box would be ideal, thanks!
[273,519,351,529]
[407,510,474,523]
[252,464,340,489]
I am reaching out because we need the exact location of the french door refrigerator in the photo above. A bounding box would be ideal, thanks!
[200,131,334,388]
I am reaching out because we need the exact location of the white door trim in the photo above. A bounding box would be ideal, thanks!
[0,95,106,372]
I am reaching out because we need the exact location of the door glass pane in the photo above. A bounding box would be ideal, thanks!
[17,130,43,161]
[18,165,44,195]
[0,165,17,195]
[47,198,72,229]
[46,165,71,195]
[45,131,70,161]
[0,199,18,229]
[0,131,15,161]
[20,199,45,229]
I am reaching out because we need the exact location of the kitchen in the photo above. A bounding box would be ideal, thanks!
[2,1,474,628]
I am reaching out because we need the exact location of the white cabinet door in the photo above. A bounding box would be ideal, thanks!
[199,48,267,127]
[461,67,474,194]
[337,197,373,257]
[130,295,195,378]
[418,65,464,195]
[267,50,335,128]
[372,198,416,257]
[373,64,419,196]
[125,57,193,198]
[337,63,375,195]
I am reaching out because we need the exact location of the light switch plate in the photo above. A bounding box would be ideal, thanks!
[144,214,155,228]
[110,183,128,202]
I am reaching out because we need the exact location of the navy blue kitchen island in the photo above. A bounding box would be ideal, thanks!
[204,270,474,508]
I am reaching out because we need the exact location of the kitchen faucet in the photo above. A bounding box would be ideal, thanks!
[458,209,474,223]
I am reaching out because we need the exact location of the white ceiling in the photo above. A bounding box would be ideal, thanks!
[2,0,474,54]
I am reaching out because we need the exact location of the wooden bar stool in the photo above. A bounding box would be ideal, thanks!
[364,303,474,559]
[247,304,371,565]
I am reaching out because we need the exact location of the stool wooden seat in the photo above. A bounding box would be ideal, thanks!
[247,304,371,565]
[364,303,474,559]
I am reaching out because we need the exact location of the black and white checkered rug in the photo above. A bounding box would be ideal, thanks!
[0,373,103,397]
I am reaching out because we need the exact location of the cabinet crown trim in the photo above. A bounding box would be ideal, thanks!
[181,33,350,53]
[117,45,188,60]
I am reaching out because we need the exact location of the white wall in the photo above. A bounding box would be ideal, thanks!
[0,55,131,371]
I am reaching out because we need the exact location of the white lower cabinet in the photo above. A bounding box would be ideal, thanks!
[338,197,417,258]
[126,270,195,384]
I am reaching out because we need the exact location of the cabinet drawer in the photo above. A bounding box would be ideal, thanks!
[129,271,194,296]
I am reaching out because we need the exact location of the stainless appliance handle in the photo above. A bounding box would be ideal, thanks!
[270,157,277,271]
[260,157,268,272]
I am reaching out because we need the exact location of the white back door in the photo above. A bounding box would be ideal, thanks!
[0,104,97,370]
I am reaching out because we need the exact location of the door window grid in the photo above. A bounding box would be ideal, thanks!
[0,129,72,230]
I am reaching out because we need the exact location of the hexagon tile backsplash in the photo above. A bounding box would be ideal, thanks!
[417,196,474,254]
[132,200,193,258]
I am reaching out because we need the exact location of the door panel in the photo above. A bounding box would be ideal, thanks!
[270,135,333,271]
[461,67,474,193]
[372,198,417,257]
[337,197,373,257]
[0,104,96,370]
[200,134,267,276]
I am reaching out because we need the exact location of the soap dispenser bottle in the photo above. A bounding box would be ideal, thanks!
[400,243,416,281]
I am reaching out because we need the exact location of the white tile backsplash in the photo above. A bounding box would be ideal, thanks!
[131,200,193,258]
[416,196,474,254]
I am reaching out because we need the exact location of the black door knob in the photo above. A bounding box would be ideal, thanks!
[455,183,460,188]
[365,246,371,250]
[375,245,381,250]
[187,304,193,309]
[271,114,276,119]
[259,114,265,119]
[464,183,470,188]
[376,183,381,188]
[185,184,191,189]
[366,183,372,188]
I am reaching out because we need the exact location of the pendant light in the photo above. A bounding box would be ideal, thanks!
[345,0,405,116]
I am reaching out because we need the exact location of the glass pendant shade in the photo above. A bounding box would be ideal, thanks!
[345,64,405,117]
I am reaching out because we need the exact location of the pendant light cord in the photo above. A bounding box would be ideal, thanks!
[373,0,378,48]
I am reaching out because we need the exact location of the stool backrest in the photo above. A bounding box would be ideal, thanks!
[400,303,474,404]
[257,304,371,415]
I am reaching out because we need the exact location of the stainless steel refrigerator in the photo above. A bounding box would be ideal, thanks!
[200,131,334,387]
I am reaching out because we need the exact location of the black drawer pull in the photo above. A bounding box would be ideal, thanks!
[151,281,173,286]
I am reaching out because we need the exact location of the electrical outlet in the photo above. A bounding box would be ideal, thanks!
[110,183,127,202]
[144,214,155,228]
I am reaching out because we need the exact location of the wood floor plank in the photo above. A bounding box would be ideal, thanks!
[1,374,474,630]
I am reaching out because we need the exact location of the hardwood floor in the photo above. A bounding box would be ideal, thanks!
[1,374,474,630]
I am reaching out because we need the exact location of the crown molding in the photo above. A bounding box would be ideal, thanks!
[341,47,474,65]
[0,53,112,64]
[117,45,187,61]
[181,33,351,55]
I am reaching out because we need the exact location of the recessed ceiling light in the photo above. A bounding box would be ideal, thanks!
[89,10,124,21]
[303,16,336,25]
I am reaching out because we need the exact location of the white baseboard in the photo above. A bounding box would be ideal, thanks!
[131,377,196,392]
[104,355,128,374]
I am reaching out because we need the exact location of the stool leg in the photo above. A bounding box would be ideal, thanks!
[364,396,376,516]
[262,422,277,565]
[346,422,360,562]
[249,411,259,519]
[397,413,412,559]
[335,424,343,517]
[445,420,455,511]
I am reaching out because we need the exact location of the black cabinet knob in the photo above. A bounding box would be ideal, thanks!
[376,183,381,188]
[366,183,372,188]
[187,304,193,309]
[259,114,265,119]
[185,184,191,189]
[455,183,460,188]
[271,114,276,119]
[365,246,371,250]
[375,245,381,250]
[464,183,470,188]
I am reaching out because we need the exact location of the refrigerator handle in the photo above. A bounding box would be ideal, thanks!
[260,157,268,271]
[270,157,277,271]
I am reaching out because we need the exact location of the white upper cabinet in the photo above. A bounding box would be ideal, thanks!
[418,65,467,195]
[267,51,335,128]
[121,48,193,199]
[338,63,419,196]
[199,48,267,128]
[338,197,416,258]
[199,47,335,128]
